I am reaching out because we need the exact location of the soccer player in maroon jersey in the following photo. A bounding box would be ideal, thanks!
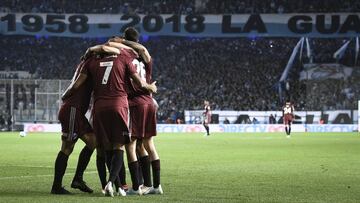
[121,27,163,195]
[62,44,156,197]
[203,100,212,136]
[100,36,149,195]
[51,50,114,195]
[81,39,138,195]
[282,101,295,137]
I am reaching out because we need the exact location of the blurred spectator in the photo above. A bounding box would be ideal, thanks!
[269,114,276,124]
[0,36,359,121]
[1,0,359,14]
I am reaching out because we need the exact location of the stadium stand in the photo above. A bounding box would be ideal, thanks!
[1,1,359,123]
[1,0,360,14]
[1,35,359,123]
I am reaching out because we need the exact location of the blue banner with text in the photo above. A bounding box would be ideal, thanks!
[1,13,359,38]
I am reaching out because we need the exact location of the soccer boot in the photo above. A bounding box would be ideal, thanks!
[120,184,129,191]
[71,179,93,193]
[51,186,72,195]
[104,182,114,197]
[148,185,163,195]
[141,185,152,195]
[117,187,127,196]
[126,187,143,195]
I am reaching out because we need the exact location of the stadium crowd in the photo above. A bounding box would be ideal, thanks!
[0,35,359,123]
[1,0,359,14]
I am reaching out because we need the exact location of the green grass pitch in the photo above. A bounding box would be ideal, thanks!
[0,132,359,203]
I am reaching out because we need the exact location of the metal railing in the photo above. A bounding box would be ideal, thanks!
[0,79,71,128]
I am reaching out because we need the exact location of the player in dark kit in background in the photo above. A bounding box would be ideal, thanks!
[203,100,211,136]
[63,44,157,197]
[282,101,294,137]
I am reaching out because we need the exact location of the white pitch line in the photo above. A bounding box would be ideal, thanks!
[2,165,55,169]
[0,171,98,180]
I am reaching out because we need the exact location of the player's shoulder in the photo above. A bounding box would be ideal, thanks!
[82,55,100,66]
[77,57,93,73]
[120,48,137,59]
[80,56,99,72]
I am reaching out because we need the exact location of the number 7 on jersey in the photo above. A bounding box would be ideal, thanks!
[100,61,114,84]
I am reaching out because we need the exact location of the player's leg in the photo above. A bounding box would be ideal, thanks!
[70,133,96,193]
[136,156,144,187]
[105,149,126,193]
[125,138,143,195]
[96,147,107,193]
[203,121,210,136]
[103,146,123,196]
[284,117,289,135]
[207,116,211,135]
[285,119,291,136]
[51,138,75,194]
[288,121,292,135]
[104,143,126,197]
[94,109,128,197]
[143,137,163,194]
[136,139,152,188]
[52,105,75,194]
[118,159,127,190]
[126,104,150,194]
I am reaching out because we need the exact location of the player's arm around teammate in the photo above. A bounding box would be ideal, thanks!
[110,39,151,63]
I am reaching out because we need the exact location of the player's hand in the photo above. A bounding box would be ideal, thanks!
[148,81,157,93]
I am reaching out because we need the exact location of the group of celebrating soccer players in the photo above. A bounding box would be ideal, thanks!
[50,27,163,197]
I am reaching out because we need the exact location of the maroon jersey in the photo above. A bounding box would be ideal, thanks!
[62,59,92,114]
[282,103,294,124]
[282,103,294,116]
[203,105,212,124]
[128,58,153,106]
[81,49,137,111]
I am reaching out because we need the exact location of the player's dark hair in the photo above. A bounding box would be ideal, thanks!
[124,27,139,42]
